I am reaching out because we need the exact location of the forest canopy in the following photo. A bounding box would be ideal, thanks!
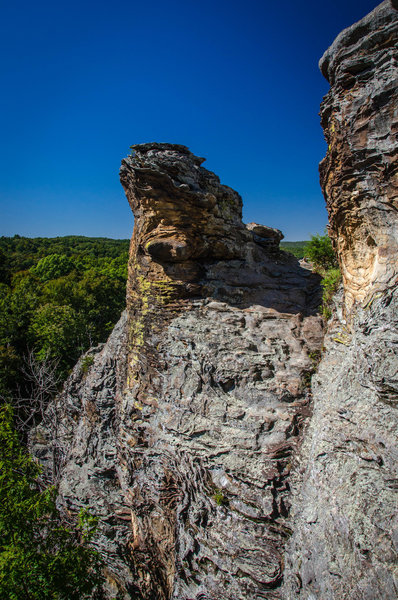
[0,236,129,409]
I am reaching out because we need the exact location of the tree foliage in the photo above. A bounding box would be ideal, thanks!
[0,405,104,599]
[321,267,342,320]
[30,304,84,366]
[304,232,338,271]
[0,236,129,407]
[0,237,125,595]
[31,254,75,281]
[303,232,341,320]
[279,241,308,259]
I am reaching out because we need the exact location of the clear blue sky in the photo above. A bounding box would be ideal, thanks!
[0,0,380,241]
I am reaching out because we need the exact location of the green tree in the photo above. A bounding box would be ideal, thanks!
[32,255,74,282]
[304,232,342,320]
[0,345,20,399]
[304,232,338,272]
[73,271,126,343]
[0,273,40,356]
[41,274,78,307]
[0,405,104,599]
[279,241,307,259]
[30,304,84,370]
[0,249,9,284]
[0,236,129,401]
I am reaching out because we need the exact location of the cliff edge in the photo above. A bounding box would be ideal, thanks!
[319,0,398,314]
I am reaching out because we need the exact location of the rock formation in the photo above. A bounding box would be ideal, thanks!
[283,2,398,598]
[319,0,398,314]
[33,143,323,599]
[31,3,398,599]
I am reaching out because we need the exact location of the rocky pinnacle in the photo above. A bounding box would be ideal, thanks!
[319,0,398,314]
[116,142,323,599]
[33,143,324,600]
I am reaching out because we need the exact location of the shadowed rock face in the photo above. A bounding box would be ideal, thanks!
[33,144,324,599]
[283,3,398,599]
[319,0,398,314]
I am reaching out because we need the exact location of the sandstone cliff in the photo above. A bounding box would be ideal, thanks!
[319,0,398,314]
[283,2,398,598]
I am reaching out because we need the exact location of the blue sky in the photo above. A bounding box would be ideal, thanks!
[0,0,379,240]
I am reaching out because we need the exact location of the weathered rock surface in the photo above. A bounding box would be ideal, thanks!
[33,143,324,599]
[283,2,398,598]
[118,143,322,599]
[319,0,398,314]
[283,291,398,600]
[32,314,133,596]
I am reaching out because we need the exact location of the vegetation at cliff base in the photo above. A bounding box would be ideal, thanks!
[304,232,341,319]
[281,234,341,319]
[0,405,104,599]
[303,232,338,271]
[0,236,129,409]
[0,239,120,595]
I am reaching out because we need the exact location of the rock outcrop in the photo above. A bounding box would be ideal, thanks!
[283,2,398,598]
[319,0,398,314]
[33,143,323,599]
[31,4,398,598]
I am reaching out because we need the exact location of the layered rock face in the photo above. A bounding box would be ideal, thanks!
[34,143,324,599]
[319,0,398,313]
[116,144,323,599]
[283,2,398,598]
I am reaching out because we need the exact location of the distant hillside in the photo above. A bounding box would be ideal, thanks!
[0,235,130,275]
[280,240,308,259]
